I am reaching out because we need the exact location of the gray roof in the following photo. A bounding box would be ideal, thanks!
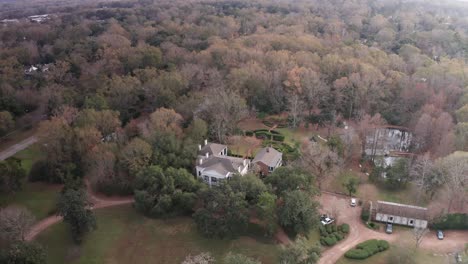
[252,147,282,167]
[376,201,428,220]
[198,156,246,176]
[199,143,227,156]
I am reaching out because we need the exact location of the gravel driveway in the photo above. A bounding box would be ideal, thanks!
[317,193,468,264]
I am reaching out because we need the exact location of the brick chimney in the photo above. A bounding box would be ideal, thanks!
[198,144,202,151]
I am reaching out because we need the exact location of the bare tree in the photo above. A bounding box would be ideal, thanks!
[357,114,386,156]
[182,252,215,264]
[0,206,35,242]
[410,153,433,204]
[299,141,340,189]
[287,93,305,128]
[412,227,428,248]
[437,152,468,212]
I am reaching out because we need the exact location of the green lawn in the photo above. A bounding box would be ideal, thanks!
[375,183,428,206]
[276,128,310,145]
[0,144,61,220]
[329,171,361,195]
[336,245,448,264]
[12,144,42,173]
[36,205,282,264]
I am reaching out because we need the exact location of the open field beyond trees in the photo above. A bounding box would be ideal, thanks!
[0,144,61,220]
[36,205,282,264]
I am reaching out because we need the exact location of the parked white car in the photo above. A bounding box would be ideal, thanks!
[350,198,357,207]
[320,214,335,225]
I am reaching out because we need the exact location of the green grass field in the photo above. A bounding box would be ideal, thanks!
[36,205,282,264]
[0,144,61,220]
[375,183,428,206]
[336,245,449,264]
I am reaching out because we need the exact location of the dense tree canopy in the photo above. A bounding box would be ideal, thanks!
[193,184,249,238]
[134,166,201,217]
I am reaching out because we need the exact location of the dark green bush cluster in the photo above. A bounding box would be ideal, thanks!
[319,224,349,247]
[432,214,468,230]
[361,208,370,222]
[344,239,389,259]
[366,222,378,230]
[340,223,350,233]
[29,160,48,182]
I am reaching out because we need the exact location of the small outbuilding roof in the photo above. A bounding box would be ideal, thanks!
[252,147,282,167]
[375,201,428,220]
[199,143,227,157]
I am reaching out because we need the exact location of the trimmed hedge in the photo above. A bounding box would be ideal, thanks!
[432,214,468,230]
[245,129,285,142]
[272,134,285,141]
[345,239,389,260]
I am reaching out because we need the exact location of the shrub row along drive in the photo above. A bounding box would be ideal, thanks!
[344,239,389,260]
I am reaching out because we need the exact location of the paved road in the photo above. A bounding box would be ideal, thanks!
[0,136,38,161]
[317,193,468,264]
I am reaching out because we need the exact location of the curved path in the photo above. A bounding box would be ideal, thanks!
[317,193,468,264]
[25,186,133,241]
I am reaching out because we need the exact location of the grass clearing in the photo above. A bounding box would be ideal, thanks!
[328,171,361,195]
[13,143,42,173]
[0,144,61,220]
[357,182,428,207]
[36,205,281,264]
[375,183,427,206]
[336,245,448,264]
[275,128,310,145]
[0,182,61,219]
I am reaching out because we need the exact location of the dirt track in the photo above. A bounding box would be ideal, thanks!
[318,193,468,264]
[25,188,133,241]
[0,136,37,160]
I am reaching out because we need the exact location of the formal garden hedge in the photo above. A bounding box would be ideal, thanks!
[319,224,349,247]
[344,239,389,260]
[262,116,288,128]
[245,129,285,142]
[432,213,468,230]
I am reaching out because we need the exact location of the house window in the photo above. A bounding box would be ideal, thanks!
[211,177,218,184]
[409,220,414,225]
[268,166,274,172]
[198,171,201,177]
[203,176,209,182]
